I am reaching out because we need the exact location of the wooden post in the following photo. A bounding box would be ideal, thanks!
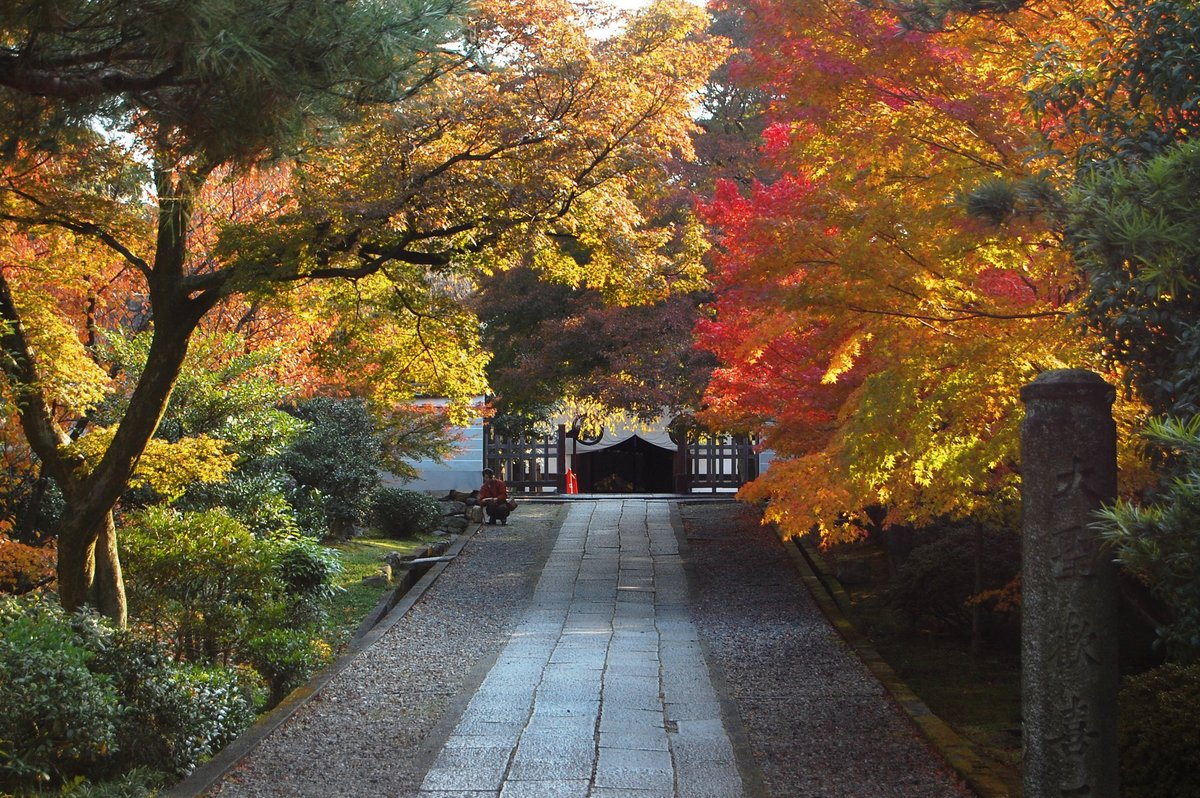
[481,419,491,473]
[673,432,689,494]
[556,424,567,493]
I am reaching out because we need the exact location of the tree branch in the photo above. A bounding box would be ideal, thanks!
[0,189,151,276]
[0,57,182,101]
[845,301,1067,323]
[0,270,77,486]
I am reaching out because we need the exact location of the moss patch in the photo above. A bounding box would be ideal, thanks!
[815,541,1024,793]
[324,535,434,648]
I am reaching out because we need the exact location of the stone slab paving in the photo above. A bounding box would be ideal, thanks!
[417,499,744,798]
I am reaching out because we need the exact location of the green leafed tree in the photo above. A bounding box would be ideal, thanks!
[0,0,725,625]
[0,0,468,624]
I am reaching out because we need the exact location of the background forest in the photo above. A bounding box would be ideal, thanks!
[3,0,1200,793]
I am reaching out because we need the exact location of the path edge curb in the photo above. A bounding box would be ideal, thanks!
[784,535,1020,798]
[164,524,483,798]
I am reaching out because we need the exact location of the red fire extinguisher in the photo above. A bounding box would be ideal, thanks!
[565,468,579,494]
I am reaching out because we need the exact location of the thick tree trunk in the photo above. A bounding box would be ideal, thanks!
[53,321,196,626]
[91,512,126,627]
[50,168,214,625]
[56,518,97,614]
[7,165,223,626]
[57,511,126,626]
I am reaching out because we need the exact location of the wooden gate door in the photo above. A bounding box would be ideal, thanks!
[682,432,759,492]
[482,423,566,493]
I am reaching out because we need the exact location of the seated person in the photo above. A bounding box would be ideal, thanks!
[478,468,511,525]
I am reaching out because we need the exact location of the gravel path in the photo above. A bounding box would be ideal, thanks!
[207,504,569,797]
[202,499,970,797]
[678,501,970,798]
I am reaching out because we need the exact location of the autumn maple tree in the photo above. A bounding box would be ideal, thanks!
[0,0,725,624]
[695,0,1122,540]
[475,5,773,434]
[478,267,713,425]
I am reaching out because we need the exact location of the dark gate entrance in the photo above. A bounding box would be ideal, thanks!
[575,435,675,493]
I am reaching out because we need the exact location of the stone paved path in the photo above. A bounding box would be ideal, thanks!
[197,498,970,798]
[417,499,744,798]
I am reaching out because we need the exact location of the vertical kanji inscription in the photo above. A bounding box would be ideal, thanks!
[1020,369,1119,798]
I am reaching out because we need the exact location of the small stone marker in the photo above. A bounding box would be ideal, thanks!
[1020,369,1119,798]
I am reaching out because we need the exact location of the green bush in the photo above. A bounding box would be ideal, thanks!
[275,536,343,624]
[180,471,304,539]
[889,523,1021,633]
[372,487,440,539]
[0,597,253,793]
[89,631,252,778]
[123,508,343,663]
[0,597,118,790]
[122,507,285,662]
[288,486,332,540]
[1096,416,1200,660]
[276,397,384,538]
[276,536,342,601]
[1120,664,1200,797]
[244,628,333,707]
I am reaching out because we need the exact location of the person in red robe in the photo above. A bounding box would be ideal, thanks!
[478,468,511,525]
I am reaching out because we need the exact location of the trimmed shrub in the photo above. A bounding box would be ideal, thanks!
[121,507,284,662]
[89,631,253,778]
[243,628,333,707]
[0,596,254,792]
[180,471,304,539]
[372,487,440,539]
[275,536,343,625]
[276,537,342,602]
[1120,664,1200,797]
[0,597,118,789]
[123,508,342,660]
[889,523,1021,633]
[277,397,383,539]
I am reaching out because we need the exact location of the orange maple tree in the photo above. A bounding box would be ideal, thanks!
[696,0,1134,540]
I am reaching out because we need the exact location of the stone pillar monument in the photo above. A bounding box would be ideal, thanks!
[1020,369,1119,798]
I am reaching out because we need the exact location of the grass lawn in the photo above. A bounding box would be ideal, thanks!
[324,534,438,649]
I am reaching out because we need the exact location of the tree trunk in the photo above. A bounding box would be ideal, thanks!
[53,167,216,626]
[52,318,196,626]
[14,472,48,545]
[45,297,203,626]
[329,516,354,540]
[91,512,127,627]
[56,517,97,615]
[971,521,984,655]
[1,159,224,629]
